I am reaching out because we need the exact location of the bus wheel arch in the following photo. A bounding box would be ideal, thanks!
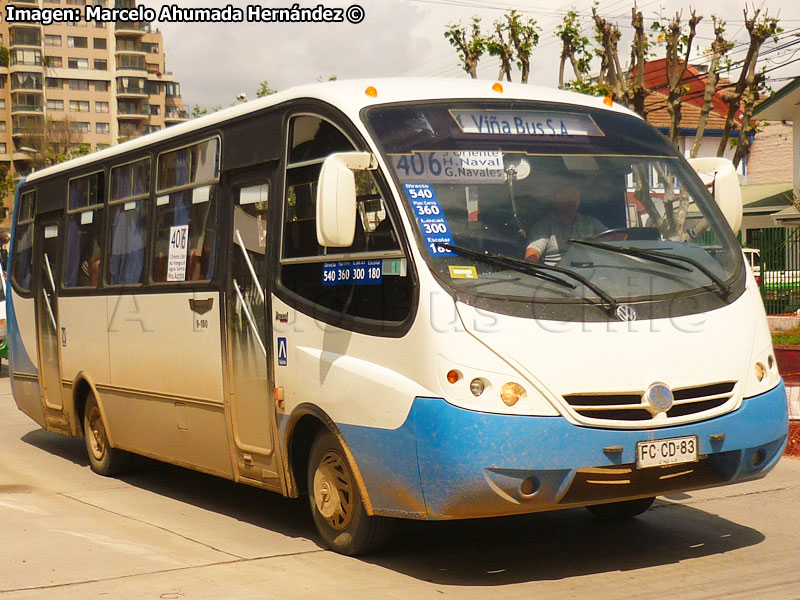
[73,377,129,476]
[285,405,373,510]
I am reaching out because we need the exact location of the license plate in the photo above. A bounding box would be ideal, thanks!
[636,435,698,469]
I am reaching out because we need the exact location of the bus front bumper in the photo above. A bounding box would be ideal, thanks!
[341,381,788,520]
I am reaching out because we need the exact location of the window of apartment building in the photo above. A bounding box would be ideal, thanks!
[165,82,181,98]
[96,122,109,134]
[70,100,89,112]
[0,121,6,132]
[95,101,109,113]
[144,125,161,134]
[149,104,160,116]
[69,79,90,91]
[11,73,43,90]
[47,99,64,111]
[0,144,6,154]
[70,121,90,134]
[67,36,88,48]
[45,35,62,47]
[94,80,109,92]
[94,59,107,71]
[68,58,89,69]
[0,100,5,110]
[93,37,107,50]
[10,28,41,46]
[142,42,159,53]
[66,0,88,6]
[46,78,63,89]
[145,82,160,95]
[44,0,60,3]
[45,56,63,68]
[70,19,87,27]
[11,49,42,67]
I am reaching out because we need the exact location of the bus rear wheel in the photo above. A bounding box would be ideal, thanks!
[83,393,128,476]
[586,497,655,520]
[307,430,392,555]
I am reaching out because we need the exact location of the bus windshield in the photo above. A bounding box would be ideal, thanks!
[365,101,742,309]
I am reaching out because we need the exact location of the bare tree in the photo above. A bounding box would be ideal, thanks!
[444,18,486,79]
[653,9,702,146]
[717,6,781,161]
[19,116,89,170]
[690,17,733,158]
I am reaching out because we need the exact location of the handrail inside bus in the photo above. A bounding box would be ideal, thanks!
[235,229,265,303]
[232,278,267,358]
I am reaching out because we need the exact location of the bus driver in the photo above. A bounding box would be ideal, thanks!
[524,185,606,265]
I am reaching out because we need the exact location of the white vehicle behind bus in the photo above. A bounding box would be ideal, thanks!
[7,79,788,555]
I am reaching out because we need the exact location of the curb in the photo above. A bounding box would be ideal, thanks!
[786,421,800,458]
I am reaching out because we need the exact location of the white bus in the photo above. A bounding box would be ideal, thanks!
[8,79,788,555]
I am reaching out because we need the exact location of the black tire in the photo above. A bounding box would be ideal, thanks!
[83,393,128,476]
[586,497,655,520]
[307,430,393,555]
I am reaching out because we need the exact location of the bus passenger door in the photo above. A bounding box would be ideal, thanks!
[33,216,68,431]
[225,174,283,491]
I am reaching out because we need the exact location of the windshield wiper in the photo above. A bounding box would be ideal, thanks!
[437,243,575,290]
[438,243,621,316]
[569,238,731,298]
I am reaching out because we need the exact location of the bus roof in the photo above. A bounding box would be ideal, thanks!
[23,78,638,184]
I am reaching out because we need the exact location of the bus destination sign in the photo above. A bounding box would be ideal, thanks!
[451,110,603,137]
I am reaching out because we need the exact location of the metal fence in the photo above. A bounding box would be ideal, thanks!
[750,227,800,315]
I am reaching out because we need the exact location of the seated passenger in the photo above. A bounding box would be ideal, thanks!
[525,185,605,265]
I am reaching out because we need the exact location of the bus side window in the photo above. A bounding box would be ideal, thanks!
[64,172,104,289]
[11,190,36,293]
[153,139,219,283]
[108,157,150,285]
[280,115,412,327]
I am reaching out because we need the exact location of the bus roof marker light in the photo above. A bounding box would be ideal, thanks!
[365,86,378,98]
[491,82,504,94]
[603,96,614,107]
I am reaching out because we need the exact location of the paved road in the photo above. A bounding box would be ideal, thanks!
[1,371,799,599]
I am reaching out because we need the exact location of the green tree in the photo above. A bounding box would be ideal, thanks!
[256,80,277,97]
[486,20,514,82]
[444,17,486,79]
[0,47,8,68]
[505,10,539,84]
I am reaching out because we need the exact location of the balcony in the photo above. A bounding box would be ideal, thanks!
[116,86,148,98]
[115,42,146,55]
[164,109,189,123]
[115,21,149,36]
[12,127,44,137]
[12,104,43,114]
[117,108,149,120]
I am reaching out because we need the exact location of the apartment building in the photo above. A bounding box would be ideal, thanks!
[0,0,188,219]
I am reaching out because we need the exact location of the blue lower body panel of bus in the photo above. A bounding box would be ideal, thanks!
[340,381,788,520]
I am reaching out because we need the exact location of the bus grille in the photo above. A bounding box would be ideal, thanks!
[563,382,736,422]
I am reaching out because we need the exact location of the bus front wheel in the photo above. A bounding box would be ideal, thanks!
[83,393,128,476]
[307,429,392,555]
[586,497,655,520]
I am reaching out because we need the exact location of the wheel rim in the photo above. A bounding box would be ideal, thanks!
[86,405,107,461]
[312,450,354,531]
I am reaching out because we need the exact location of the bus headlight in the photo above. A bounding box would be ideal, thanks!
[500,382,526,406]
[470,378,487,396]
[755,362,766,382]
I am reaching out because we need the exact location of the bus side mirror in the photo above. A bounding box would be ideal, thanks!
[687,157,742,235]
[316,152,374,247]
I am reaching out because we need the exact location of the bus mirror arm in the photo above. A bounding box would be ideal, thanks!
[316,152,374,247]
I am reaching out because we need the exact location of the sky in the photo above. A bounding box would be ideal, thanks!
[136,0,800,110]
